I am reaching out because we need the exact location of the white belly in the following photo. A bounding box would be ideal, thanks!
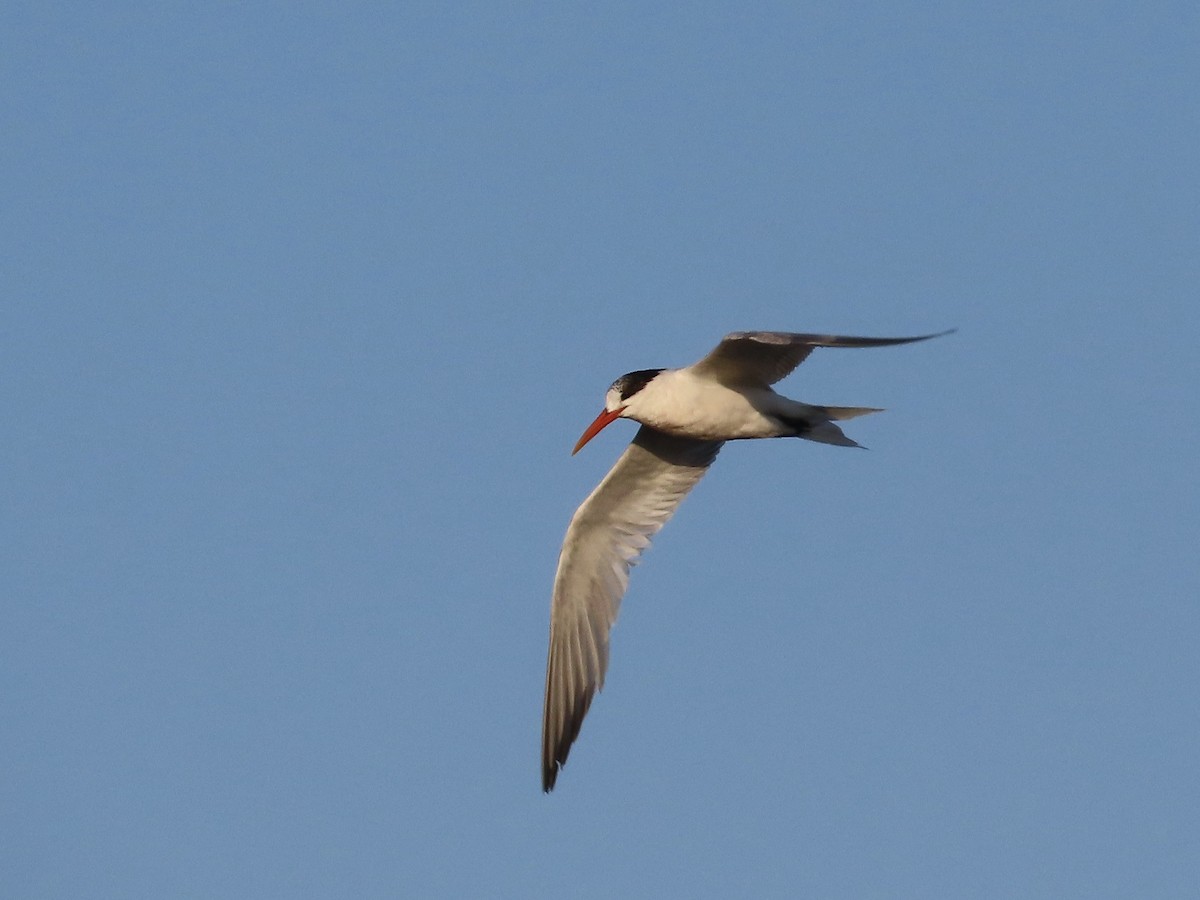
[629,370,806,441]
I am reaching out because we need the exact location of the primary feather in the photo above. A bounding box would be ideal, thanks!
[542,427,721,791]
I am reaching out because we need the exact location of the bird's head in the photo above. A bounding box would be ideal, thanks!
[572,368,664,455]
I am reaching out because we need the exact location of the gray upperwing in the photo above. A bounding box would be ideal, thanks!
[691,329,955,387]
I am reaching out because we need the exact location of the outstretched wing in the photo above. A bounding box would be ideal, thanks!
[542,426,722,791]
[691,329,955,387]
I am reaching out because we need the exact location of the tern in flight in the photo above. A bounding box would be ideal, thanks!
[541,328,952,791]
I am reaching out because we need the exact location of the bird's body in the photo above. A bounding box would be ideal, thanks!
[542,328,952,791]
[610,365,877,443]
[615,367,805,440]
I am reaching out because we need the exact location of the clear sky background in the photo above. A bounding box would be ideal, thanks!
[4,3,1198,898]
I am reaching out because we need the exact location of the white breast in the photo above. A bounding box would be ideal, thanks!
[624,369,791,441]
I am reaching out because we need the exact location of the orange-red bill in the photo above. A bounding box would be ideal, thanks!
[572,407,624,455]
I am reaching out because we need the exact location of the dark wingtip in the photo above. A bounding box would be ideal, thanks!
[897,327,956,344]
[542,749,562,792]
[541,726,575,793]
[541,680,594,794]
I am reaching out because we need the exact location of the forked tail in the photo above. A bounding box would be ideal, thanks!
[822,405,883,421]
[804,405,884,448]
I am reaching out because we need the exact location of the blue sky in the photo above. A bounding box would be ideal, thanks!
[4,3,1198,897]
